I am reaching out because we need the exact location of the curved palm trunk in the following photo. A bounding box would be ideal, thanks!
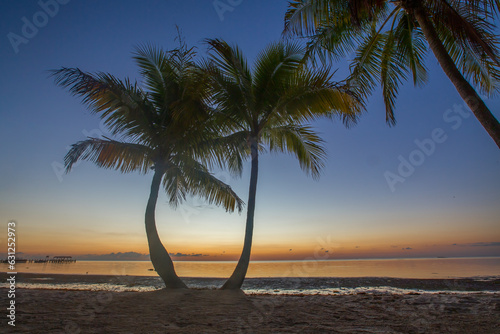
[413,6,500,149]
[221,140,259,290]
[146,168,188,289]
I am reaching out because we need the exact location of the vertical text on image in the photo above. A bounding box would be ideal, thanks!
[6,220,17,327]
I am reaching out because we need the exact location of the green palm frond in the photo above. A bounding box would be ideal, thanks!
[205,39,255,125]
[285,0,500,126]
[204,38,363,181]
[429,0,500,66]
[133,43,212,136]
[253,41,305,110]
[133,44,170,106]
[284,0,388,36]
[166,155,244,213]
[439,25,500,96]
[262,124,326,180]
[64,138,152,174]
[270,67,362,127]
[50,67,156,143]
[56,41,245,212]
[284,0,334,36]
[462,0,500,16]
[304,16,365,65]
[394,12,428,87]
[193,130,250,177]
[380,23,408,125]
[347,25,385,99]
[205,39,253,91]
[201,62,252,131]
[162,164,188,207]
[286,0,390,66]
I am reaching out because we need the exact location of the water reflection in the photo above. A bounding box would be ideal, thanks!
[1,257,499,279]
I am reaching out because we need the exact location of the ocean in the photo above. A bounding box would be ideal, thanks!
[2,257,499,279]
[2,257,499,294]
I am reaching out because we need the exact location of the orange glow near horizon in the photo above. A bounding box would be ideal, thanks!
[5,230,499,261]
[1,209,498,261]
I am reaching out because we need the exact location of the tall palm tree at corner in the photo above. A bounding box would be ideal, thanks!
[52,43,243,289]
[285,0,500,149]
[203,39,363,289]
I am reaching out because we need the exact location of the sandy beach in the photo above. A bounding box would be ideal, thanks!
[1,273,499,333]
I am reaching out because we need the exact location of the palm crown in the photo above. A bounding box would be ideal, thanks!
[52,42,243,288]
[285,0,500,129]
[204,38,363,176]
[52,44,243,211]
[202,39,364,289]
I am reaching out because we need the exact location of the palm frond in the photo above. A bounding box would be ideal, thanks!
[429,0,500,66]
[262,124,326,180]
[380,17,408,125]
[284,0,500,127]
[205,38,363,186]
[133,43,170,105]
[162,164,188,207]
[304,16,365,65]
[253,41,305,110]
[64,138,152,174]
[205,39,257,126]
[50,67,156,143]
[394,11,428,87]
[269,66,363,128]
[346,0,387,25]
[205,39,253,92]
[167,155,244,213]
[461,0,500,17]
[347,25,385,100]
[284,0,333,36]
[286,0,392,66]
[200,59,252,130]
[193,130,250,177]
[439,23,500,96]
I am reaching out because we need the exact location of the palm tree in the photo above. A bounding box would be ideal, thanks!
[284,0,500,149]
[203,39,363,289]
[51,43,243,289]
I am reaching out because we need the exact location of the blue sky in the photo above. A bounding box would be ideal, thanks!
[0,0,499,260]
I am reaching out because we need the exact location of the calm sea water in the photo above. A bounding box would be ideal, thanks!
[2,257,499,279]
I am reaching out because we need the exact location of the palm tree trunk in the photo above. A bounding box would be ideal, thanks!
[145,168,188,289]
[413,6,500,149]
[221,140,259,290]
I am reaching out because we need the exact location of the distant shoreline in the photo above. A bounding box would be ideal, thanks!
[3,255,498,262]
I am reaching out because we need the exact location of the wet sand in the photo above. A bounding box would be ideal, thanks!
[1,273,499,333]
[4,272,500,292]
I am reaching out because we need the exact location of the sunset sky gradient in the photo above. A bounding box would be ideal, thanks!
[0,0,499,261]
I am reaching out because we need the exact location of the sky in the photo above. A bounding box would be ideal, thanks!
[0,0,499,262]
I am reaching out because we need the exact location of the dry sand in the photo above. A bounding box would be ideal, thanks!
[1,274,499,333]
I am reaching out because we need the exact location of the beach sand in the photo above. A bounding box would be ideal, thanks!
[1,273,499,333]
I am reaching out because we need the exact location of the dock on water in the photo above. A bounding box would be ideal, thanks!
[1,256,76,264]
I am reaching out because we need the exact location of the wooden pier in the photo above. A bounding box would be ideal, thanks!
[1,256,76,264]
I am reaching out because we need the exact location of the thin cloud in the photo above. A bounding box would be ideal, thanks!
[76,252,150,261]
[452,242,500,247]
[170,252,208,257]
